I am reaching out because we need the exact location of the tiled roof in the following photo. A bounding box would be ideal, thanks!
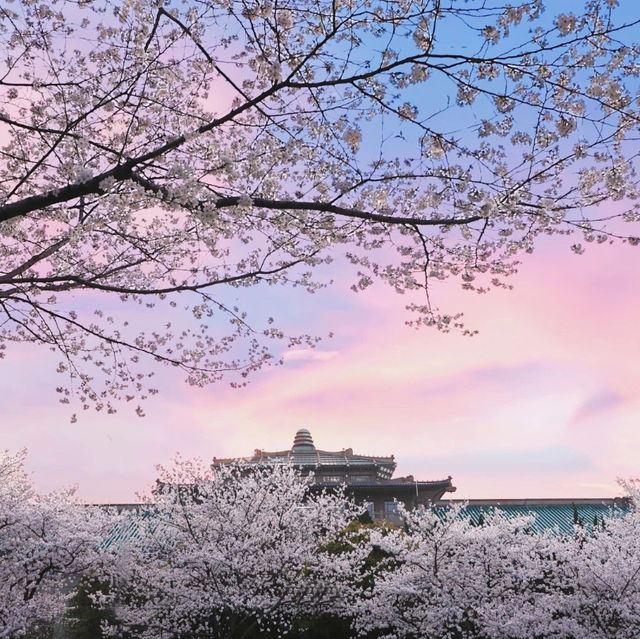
[439,498,631,535]
[313,479,455,490]
[213,429,397,480]
[99,498,631,548]
[99,505,151,549]
[253,448,394,466]
[213,451,395,464]
[214,451,396,480]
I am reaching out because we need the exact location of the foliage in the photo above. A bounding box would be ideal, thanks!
[549,480,640,639]
[1,0,640,410]
[353,496,640,639]
[93,466,640,639]
[354,502,553,639]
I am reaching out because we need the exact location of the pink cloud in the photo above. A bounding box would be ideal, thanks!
[6,229,640,502]
[282,349,340,362]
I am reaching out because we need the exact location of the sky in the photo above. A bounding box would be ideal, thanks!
[2,1,640,503]
[3,230,639,503]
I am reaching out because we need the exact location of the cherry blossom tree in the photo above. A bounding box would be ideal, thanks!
[2,0,640,410]
[546,482,640,639]
[39,468,632,639]
[0,449,112,638]
[100,461,367,638]
[351,496,640,639]
[353,502,560,639]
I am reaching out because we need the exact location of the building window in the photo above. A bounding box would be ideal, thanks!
[366,501,375,519]
[359,501,376,522]
[384,501,399,518]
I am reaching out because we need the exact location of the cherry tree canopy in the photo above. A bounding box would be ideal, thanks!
[99,470,640,639]
[1,0,639,410]
[0,450,111,638]
[354,503,554,639]
[354,496,640,639]
[102,461,367,638]
[554,481,640,639]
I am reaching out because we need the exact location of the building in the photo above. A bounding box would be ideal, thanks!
[106,429,630,540]
[212,428,456,522]
[211,428,630,529]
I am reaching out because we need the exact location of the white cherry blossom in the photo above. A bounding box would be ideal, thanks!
[0,0,639,410]
[0,450,112,638]
[101,461,367,638]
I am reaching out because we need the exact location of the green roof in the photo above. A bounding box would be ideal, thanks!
[101,499,632,550]
[441,499,631,535]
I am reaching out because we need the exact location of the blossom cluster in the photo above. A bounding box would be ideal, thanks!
[355,501,640,639]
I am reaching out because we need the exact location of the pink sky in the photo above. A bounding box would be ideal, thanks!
[3,233,639,503]
[2,1,639,505]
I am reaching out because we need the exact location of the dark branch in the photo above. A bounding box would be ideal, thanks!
[145,8,213,63]
[128,171,484,228]
[215,196,484,228]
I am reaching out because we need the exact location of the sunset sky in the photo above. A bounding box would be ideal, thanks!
[3,1,640,505]
[5,230,639,503]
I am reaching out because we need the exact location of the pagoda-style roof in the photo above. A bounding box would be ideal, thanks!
[213,428,396,480]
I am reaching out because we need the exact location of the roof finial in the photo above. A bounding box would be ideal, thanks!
[292,428,315,450]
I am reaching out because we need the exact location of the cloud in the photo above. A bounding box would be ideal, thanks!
[282,349,339,362]
[569,390,627,426]
[403,446,595,475]
[416,361,552,399]
[576,482,621,495]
